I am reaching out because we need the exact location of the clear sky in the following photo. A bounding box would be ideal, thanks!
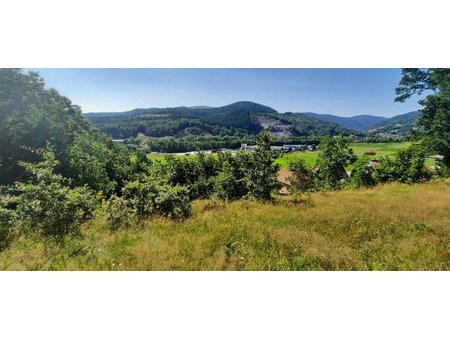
[29,68,422,117]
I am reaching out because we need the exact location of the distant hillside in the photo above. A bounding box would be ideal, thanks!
[367,111,421,138]
[302,113,388,130]
[84,101,355,139]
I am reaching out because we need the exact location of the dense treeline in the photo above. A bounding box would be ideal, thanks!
[129,134,326,153]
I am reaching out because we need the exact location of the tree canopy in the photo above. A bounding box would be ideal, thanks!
[395,68,450,166]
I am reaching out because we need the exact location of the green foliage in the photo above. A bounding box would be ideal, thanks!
[0,69,133,195]
[215,131,280,200]
[105,195,137,231]
[0,69,90,184]
[374,145,431,183]
[0,190,18,250]
[122,176,191,219]
[154,185,192,219]
[162,152,221,200]
[215,157,248,200]
[288,158,315,192]
[14,149,98,237]
[315,135,355,189]
[246,131,281,199]
[396,68,450,169]
[350,156,377,188]
[69,132,117,194]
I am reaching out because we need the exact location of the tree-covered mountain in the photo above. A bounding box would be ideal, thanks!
[84,101,357,140]
[302,112,389,130]
[366,111,421,137]
[300,111,421,136]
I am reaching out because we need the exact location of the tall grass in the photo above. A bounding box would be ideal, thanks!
[1,179,449,270]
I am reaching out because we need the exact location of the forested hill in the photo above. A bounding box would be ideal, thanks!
[84,101,356,139]
[366,111,421,135]
[302,112,388,130]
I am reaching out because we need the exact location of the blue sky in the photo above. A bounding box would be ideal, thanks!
[29,68,422,117]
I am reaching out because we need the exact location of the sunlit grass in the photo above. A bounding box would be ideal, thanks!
[1,179,449,271]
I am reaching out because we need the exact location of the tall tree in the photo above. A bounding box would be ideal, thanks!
[395,68,450,167]
[315,135,355,189]
[0,69,90,183]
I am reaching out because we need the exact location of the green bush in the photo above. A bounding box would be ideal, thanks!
[14,149,98,236]
[350,156,377,188]
[105,195,137,231]
[0,192,18,250]
[435,159,450,178]
[215,160,246,200]
[315,135,355,190]
[163,152,220,200]
[215,131,280,200]
[155,185,192,219]
[122,176,191,219]
[374,145,431,183]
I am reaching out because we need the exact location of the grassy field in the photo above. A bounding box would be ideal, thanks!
[147,142,415,169]
[1,179,449,271]
[275,142,412,169]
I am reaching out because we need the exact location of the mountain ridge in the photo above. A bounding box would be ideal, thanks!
[83,101,421,140]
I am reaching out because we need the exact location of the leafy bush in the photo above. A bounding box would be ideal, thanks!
[435,159,450,178]
[215,131,280,200]
[374,145,431,183]
[105,195,137,231]
[0,191,18,250]
[350,156,377,188]
[288,158,315,192]
[315,135,355,190]
[215,160,246,200]
[14,149,98,236]
[154,185,191,219]
[163,152,220,200]
[122,176,191,219]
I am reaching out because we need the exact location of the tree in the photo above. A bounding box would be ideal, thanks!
[215,131,280,200]
[0,69,90,184]
[350,156,376,188]
[315,135,355,189]
[245,131,280,200]
[14,149,97,237]
[395,68,450,168]
[69,132,117,194]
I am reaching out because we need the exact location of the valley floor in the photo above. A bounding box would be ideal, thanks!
[1,179,450,270]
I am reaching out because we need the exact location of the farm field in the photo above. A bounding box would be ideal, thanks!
[275,141,412,169]
[1,179,449,271]
[146,142,416,169]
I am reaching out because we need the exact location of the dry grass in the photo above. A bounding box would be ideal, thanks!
[1,179,450,270]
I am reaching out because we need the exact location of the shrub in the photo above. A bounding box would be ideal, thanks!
[373,156,398,183]
[215,160,245,200]
[155,185,191,219]
[374,145,431,183]
[435,159,450,178]
[122,177,191,219]
[315,135,355,190]
[288,158,315,192]
[350,156,377,188]
[0,191,18,250]
[14,149,98,236]
[215,131,280,200]
[163,152,220,200]
[105,195,137,231]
